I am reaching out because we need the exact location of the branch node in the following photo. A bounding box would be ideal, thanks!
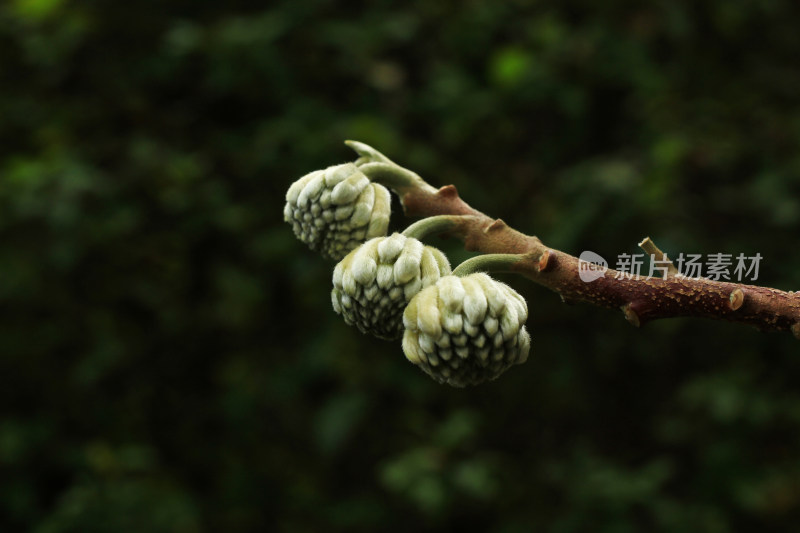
[729,289,745,311]
[537,249,553,272]
[622,303,641,328]
[485,218,507,233]
[437,184,458,198]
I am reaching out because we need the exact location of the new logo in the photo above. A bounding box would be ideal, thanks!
[579,251,607,282]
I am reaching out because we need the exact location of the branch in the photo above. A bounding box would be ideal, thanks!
[379,164,800,338]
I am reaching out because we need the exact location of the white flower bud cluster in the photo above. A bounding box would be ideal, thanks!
[331,234,451,340]
[284,163,391,260]
[402,273,530,387]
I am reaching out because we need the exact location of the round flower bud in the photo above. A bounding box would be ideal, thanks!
[331,233,451,340]
[402,273,530,387]
[284,163,391,260]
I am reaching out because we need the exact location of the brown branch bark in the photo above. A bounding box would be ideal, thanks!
[394,182,800,338]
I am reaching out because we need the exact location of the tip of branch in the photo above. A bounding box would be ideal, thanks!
[729,289,745,311]
[621,303,641,328]
[638,236,679,276]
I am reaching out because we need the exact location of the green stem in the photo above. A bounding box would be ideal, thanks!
[345,140,437,196]
[358,162,425,190]
[345,140,394,164]
[452,254,526,277]
[402,215,462,240]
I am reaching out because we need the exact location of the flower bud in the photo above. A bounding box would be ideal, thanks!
[331,233,451,340]
[284,163,391,260]
[402,273,530,387]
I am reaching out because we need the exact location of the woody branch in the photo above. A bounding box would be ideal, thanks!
[349,142,800,339]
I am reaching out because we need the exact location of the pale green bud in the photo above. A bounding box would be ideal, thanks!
[402,273,530,387]
[331,234,451,340]
[284,163,391,260]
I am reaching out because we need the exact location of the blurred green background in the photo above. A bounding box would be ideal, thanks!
[2,0,800,531]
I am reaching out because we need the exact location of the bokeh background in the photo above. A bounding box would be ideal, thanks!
[2,0,800,531]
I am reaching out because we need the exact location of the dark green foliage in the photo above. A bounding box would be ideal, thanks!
[2,0,800,531]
